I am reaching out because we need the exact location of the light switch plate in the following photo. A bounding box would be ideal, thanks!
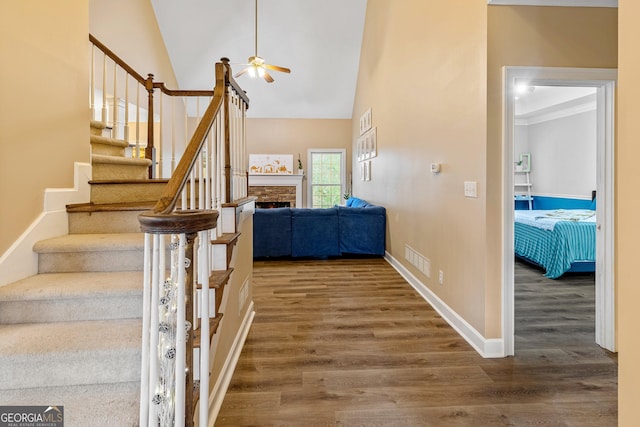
[464,181,477,198]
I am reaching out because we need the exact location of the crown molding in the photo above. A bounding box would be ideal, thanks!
[488,0,617,7]
[515,93,596,125]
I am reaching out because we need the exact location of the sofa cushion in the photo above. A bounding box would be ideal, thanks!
[253,207,292,258]
[337,205,386,255]
[291,208,340,257]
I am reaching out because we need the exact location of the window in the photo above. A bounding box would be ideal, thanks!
[308,149,346,208]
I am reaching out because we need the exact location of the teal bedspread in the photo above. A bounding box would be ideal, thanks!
[514,210,596,279]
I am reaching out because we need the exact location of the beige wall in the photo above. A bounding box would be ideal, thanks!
[352,2,617,340]
[0,0,180,256]
[247,118,352,207]
[352,0,489,334]
[486,7,617,336]
[617,1,639,424]
[89,0,178,88]
[0,1,90,255]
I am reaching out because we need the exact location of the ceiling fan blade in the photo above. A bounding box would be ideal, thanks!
[264,64,291,74]
[263,70,275,83]
[234,67,250,78]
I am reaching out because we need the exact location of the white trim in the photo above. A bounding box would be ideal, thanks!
[208,301,255,425]
[248,174,304,208]
[385,252,505,358]
[595,81,617,351]
[488,0,617,7]
[502,67,617,356]
[516,97,596,126]
[0,162,91,287]
[307,148,347,208]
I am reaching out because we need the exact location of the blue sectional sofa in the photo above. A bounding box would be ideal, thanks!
[253,197,386,258]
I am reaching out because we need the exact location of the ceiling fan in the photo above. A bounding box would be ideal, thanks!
[234,0,291,83]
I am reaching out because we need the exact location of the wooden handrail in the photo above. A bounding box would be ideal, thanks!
[89,33,147,84]
[150,63,227,215]
[90,35,250,179]
[145,58,249,217]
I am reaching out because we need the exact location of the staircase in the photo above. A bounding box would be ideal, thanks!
[0,121,239,426]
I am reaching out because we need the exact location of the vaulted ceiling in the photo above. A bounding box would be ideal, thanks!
[150,0,367,119]
[151,0,617,120]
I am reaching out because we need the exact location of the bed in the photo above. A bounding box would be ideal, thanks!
[514,209,596,279]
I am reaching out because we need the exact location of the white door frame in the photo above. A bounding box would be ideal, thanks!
[502,66,617,356]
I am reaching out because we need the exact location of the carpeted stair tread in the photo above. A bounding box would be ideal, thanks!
[89,178,169,185]
[90,133,128,148]
[0,271,144,323]
[0,318,141,356]
[0,381,139,427]
[92,153,152,167]
[90,120,108,130]
[66,201,156,213]
[0,271,142,301]
[34,233,144,253]
[0,319,141,389]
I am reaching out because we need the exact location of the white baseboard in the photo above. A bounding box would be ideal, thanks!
[208,301,256,425]
[0,162,91,287]
[385,251,505,358]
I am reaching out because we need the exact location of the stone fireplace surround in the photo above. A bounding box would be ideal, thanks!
[248,174,304,208]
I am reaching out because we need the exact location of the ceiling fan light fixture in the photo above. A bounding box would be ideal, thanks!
[234,0,291,83]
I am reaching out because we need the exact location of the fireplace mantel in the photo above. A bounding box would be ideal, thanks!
[248,174,304,208]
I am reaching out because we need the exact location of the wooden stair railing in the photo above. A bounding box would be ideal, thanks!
[136,55,249,425]
[91,34,250,181]
[91,36,251,425]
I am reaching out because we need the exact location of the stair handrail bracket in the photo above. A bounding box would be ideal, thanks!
[135,57,249,427]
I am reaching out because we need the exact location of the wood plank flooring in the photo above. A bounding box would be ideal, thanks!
[215,258,617,426]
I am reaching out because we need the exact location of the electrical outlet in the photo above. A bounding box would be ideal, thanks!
[439,270,444,285]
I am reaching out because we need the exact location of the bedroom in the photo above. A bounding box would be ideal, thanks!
[513,84,602,351]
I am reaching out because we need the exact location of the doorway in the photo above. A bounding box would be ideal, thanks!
[502,67,616,356]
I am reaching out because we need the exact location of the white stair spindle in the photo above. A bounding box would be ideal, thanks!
[139,233,152,427]
[198,229,210,426]
[174,234,187,426]
[102,53,108,124]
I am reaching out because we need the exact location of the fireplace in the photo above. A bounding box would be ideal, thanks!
[248,174,303,208]
[256,201,291,209]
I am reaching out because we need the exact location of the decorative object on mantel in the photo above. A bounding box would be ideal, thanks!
[297,153,304,175]
[249,154,293,174]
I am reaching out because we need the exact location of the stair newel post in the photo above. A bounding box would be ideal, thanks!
[145,73,156,178]
[220,59,232,204]
[183,231,197,427]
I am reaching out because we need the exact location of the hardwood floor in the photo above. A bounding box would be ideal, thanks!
[215,258,617,426]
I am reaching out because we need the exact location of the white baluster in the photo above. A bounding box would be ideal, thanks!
[124,74,129,142]
[198,229,210,426]
[90,45,96,120]
[147,234,161,427]
[174,234,187,426]
[139,233,152,427]
[171,98,176,174]
[102,54,108,124]
[112,63,118,137]
[136,85,140,159]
